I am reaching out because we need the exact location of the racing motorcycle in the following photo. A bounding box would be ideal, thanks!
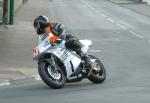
[33,35,106,89]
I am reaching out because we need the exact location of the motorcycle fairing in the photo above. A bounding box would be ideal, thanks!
[46,48,81,78]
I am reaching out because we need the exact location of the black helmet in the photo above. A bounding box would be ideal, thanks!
[33,15,49,35]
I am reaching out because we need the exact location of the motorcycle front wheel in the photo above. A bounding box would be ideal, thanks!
[38,61,66,89]
[88,55,106,83]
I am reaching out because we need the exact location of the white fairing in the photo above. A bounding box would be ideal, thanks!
[80,40,92,54]
[39,36,52,53]
[37,36,92,78]
[52,49,81,77]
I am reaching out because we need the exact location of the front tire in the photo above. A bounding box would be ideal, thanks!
[88,55,106,83]
[38,61,66,89]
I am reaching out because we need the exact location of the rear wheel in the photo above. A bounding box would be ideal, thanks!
[38,61,66,89]
[88,55,106,83]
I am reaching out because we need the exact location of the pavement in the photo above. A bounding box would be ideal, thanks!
[0,0,150,80]
[1,0,150,102]
[108,0,150,17]
[0,0,52,81]
[0,0,150,81]
[120,3,150,17]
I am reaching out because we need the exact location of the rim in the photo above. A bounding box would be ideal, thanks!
[92,60,101,71]
[47,66,61,80]
[43,62,63,82]
[91,60,104,76]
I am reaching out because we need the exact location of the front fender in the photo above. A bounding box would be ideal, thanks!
[37,53,67,77]
[37,53,51,63]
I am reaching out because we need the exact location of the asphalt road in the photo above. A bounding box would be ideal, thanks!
[1,0,150,103]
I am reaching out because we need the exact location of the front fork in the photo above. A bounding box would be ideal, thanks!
[87,58,101,77]
[38,55,57,71]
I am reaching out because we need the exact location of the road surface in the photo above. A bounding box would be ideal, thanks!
[1,0,150,103]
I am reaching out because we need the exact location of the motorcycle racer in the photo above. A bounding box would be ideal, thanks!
[33,15,91,69]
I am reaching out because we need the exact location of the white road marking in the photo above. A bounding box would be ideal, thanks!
[33,74,42,81]
[92,38,121,42]
[129,30,143,39]
[116,23,127,30]
[81,0,108,18]
[100,13,107,18]
[109,0,119,3]
[90,49,101,53]
[118,20,132,27]
[81,0,144,41]
[107,18,115,23]
[0,80,11,86]
[95,9,100,13]
[113,38,121,42]
[89,6,95,10]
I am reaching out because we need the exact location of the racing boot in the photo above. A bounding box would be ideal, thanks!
[76,49,92,70]
[82,55,92,70]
